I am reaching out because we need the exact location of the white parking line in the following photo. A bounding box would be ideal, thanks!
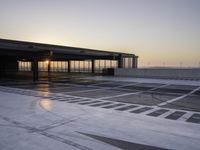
[141,107,159,115]
[178,111,194,122]
[97,91,141,100]
[113,82,141,88]
[65,83,142,94]
[89,81,114,86]
[159,110,176,118]
[62,88,103,94]
[98,84,170,100]
[127,105,144,112]
[148,84,170,91]
[158,86,200,106]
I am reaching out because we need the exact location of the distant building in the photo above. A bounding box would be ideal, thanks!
[0,39,138,81]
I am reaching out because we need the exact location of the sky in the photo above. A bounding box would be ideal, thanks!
[0,0,200,67]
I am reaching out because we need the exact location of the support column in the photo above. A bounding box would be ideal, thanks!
[32,59,38,81]
[48,61,51,72]
[132,56,138,68]
[91,59,95,73]
[68,60,71,73]
[47,60,51,81]
[0,59,5,79]
[135,57,138,68]
[118,54,123,68]
[132,57,135,68]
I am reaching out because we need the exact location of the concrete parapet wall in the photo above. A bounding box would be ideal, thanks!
[114,68,200,79]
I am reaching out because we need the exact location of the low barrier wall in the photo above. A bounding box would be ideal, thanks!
[114,68,200,79]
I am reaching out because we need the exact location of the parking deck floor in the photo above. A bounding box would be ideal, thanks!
[0,76,200,150]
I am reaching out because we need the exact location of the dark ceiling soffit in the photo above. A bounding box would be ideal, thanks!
[0,38,136,57]
[0,49,120,61]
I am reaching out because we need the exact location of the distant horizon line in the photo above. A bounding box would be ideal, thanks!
[139,66,200,69]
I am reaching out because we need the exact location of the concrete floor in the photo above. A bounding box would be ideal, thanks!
[0,76,200,150]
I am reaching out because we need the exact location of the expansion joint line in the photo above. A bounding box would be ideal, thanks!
[0,114,93,150]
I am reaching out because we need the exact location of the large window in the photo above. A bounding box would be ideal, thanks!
[70,60,92,72]
[50,61,68,72]
[94,60,118,73]
[18,60,118,73]
[18,61,31,71]
[123,57,133,68]
[38,61,48,71]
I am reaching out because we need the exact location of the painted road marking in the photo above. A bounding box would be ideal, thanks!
[131,107,153,114]
[50,97,68,100]
[113,82,141,88]
[158,86,200,106]
[158,109,175,118]
[99,84,170,100]
[177,111,194,121]
[62,97,81,101]
[102,103,125,109]
[165,111,186,120]
[67,99,89,103]
[78,100,101,105]
[147,109,169,117]
[186,114,200,124]
[62,82,141,94]
[89,102,113,107]
[115,105,139,111]
[58,99,72,101]
[98,92,141,100]
[58,97,79,101]
[148,84,171,91]
[1,85,200,125]
[63,88,102,94]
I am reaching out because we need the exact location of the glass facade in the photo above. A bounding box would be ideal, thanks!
[38,61,48,71]
[50,61,68,72]
[123,57,133,68]
[70,60,92,72]
[18,59,119,73]
[18,61,31,71]
[94,60,118,73]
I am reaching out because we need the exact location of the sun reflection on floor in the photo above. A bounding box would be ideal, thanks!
[40,99,52,111]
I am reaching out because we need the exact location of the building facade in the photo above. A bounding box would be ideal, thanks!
[0,39,138,81]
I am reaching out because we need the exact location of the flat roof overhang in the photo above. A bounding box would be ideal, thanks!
[0,39,138,60]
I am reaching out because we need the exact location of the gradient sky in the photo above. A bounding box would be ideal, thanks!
[0,0,200,67]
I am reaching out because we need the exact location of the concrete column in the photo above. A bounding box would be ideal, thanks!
[91,59,95,73]
[47,60,51,81]
[32,59,38,81]
[0,59,5,79]
[68,60,71,73]
[132,56,138,68]
[132,57,135,68]
[135,57,138,68]
[118,54,123,68]
[48,61,51,72]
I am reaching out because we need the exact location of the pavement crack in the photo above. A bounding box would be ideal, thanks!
[35,117,81,132]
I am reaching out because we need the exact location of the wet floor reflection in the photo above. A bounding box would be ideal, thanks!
[40,99,52,111]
